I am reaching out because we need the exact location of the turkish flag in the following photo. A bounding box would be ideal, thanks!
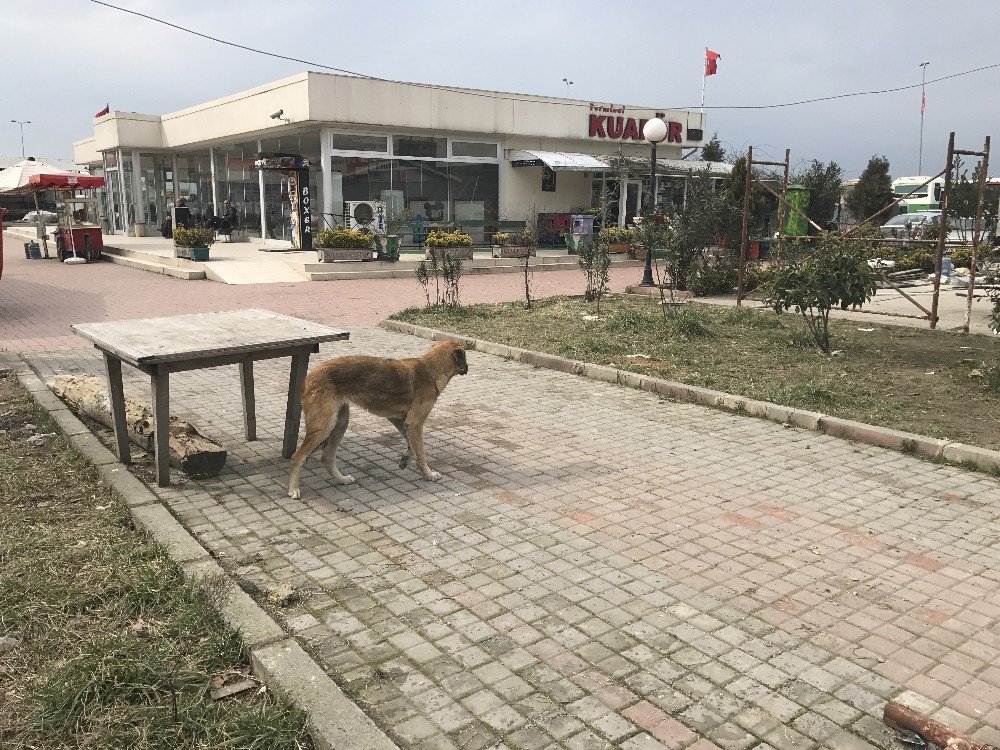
[705,50,721,76]
[95,104,110,118]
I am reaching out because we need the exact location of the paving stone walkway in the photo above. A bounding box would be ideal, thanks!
[25,326,1000,750]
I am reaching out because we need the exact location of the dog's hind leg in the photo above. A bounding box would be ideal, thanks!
[288,397,339,500]
[388,417,411,469]
[322,404,355,485]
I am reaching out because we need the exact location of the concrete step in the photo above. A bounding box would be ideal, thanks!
[103,247,206,280]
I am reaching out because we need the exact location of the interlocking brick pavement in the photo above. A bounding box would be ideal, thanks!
[0,231,636,353]
[23,325,1000,749]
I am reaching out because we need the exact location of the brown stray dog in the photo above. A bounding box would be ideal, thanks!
[287,341,468,499]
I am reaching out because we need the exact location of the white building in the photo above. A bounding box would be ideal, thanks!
[74,71,726,244]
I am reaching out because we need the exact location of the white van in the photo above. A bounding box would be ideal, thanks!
[892,176,944,213]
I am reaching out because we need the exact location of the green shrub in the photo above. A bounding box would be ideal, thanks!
[425,229,473,248]
[892,251,936,273]
[765,233,878,353]
[316,226,373,249]
[492,232,510,247]
[745,263,775,292]
[597,226,634,245]
[171,227,216,248]
[691,261,738,297]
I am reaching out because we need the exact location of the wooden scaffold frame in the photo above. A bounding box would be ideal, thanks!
[735,131,992,332]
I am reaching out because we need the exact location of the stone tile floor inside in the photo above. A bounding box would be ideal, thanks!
[26,327,1000,750]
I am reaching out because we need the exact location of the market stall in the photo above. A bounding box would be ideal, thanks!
[0,160,104,262]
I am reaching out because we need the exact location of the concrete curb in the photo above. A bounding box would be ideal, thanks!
[5,355,401,750]
[379,319,1000,474]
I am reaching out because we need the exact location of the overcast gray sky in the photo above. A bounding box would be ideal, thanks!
[5,0,999,177]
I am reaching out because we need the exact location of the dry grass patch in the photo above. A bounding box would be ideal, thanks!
[0,369,312,750]
[393,296,1000,451]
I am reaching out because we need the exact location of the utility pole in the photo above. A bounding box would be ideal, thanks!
[918,62,929,174]
[10,120,31,159]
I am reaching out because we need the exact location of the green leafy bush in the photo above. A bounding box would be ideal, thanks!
[171,227,216,248]
[765,233,878,353]
[315,226,373,249]
[425,229,473,248]
[892,251,936,273]
[691,261,738,297]
[492,232,510,247]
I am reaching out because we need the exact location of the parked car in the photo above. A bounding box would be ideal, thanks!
[20,209,59,224]
[879,211,975,246]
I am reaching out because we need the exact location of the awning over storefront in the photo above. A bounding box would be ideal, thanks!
[507,150,608,171]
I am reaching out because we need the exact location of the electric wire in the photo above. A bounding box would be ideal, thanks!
[90,0,1000,111]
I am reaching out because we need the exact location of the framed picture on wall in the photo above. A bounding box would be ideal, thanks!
[542,166,557,192]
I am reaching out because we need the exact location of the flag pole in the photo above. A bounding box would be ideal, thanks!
[701,47,707,112]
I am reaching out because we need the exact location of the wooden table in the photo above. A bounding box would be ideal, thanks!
[72,309,349,487]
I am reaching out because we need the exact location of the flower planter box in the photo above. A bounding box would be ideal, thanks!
[609,243,632,254]
[425,247,474,261]
[173,245,210,261]
[491,245,536,258]
[317,247,373,262]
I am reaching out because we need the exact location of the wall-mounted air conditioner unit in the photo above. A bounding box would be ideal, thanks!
[346,200,387,234]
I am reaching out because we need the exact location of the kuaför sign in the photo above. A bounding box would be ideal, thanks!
[587,104,684,143]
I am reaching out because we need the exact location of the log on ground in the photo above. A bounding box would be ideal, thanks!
[51,373,227,478]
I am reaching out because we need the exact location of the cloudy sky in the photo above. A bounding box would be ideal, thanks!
[5,0,998,177]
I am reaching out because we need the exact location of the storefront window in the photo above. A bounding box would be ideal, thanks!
[103,151,124,234]
[213,142,261,238]
[451,141,498,159]
[449,163,498,243]
[175,151,213,223]
[139,154,171,232]
[394,135,447,159]
[330,133,388,154]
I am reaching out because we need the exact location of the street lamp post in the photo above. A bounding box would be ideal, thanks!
[638,118,668,287]
[10,120,31,159]
[562,77,573,97]
[918,61,929,174]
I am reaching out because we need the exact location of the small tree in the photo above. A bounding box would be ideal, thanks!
[845,155,893,225]
[797,159,844,231]
[578,239,611,313]
[701,133,725,162]
[765,233,878,354]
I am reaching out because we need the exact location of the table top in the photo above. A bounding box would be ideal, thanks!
[72,308,349,366]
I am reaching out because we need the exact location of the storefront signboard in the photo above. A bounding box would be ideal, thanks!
[587,104,697,144]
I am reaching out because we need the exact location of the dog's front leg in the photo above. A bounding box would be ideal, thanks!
[405,420,440,481]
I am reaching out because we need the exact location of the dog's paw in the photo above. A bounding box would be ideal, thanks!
[398,454,411,469]
[424,470,442,481]
[336,474,356,485]
[288,487,301,500]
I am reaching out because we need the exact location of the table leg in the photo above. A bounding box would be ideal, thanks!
[282,351,310,459]
[239,360,257,441]
[150,366,171,487]
[102,352,131,464]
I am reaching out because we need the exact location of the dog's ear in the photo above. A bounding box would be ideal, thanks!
[452,347,468,373]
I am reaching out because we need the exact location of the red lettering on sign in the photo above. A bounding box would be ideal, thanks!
[668,121,683,143]
[622,117,639,141]
[607,116,624,139]
[638,119,648,140]
[589,114,607,137]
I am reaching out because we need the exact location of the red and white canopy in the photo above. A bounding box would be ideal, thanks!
[0,159,103,194]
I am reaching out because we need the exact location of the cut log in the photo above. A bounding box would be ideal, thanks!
[884,701,998,750]
[51,373,227,478]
